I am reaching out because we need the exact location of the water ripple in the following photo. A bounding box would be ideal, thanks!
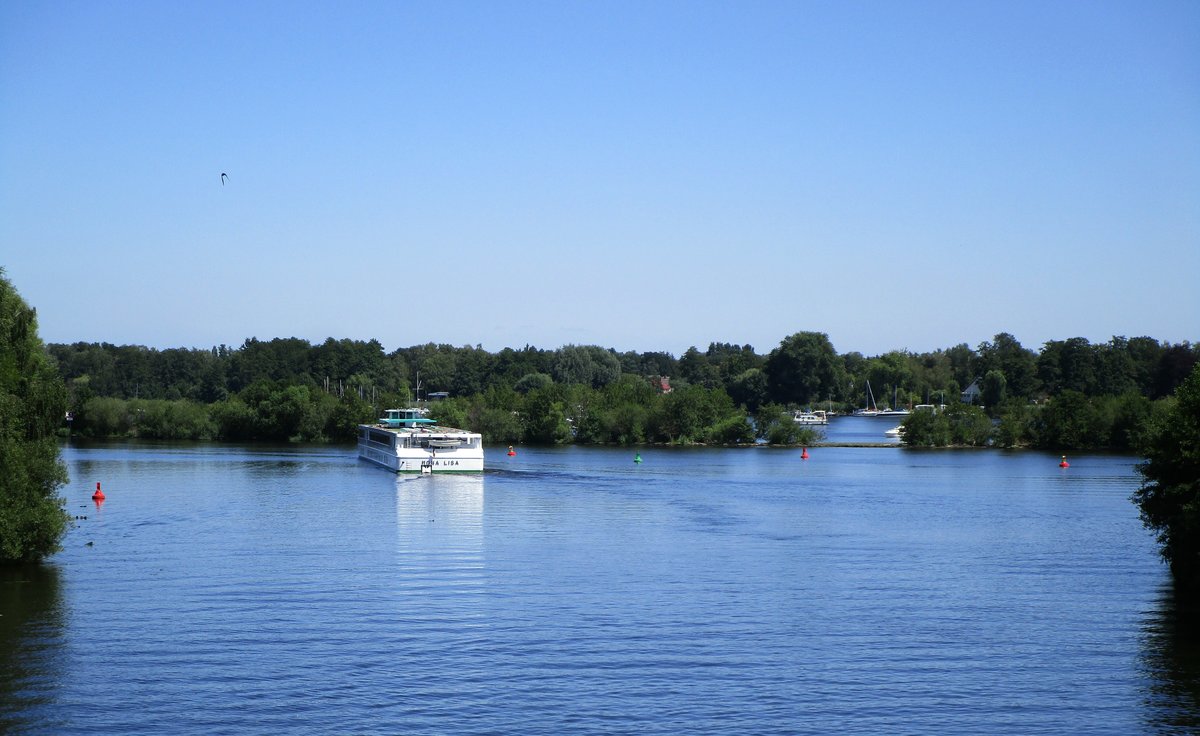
[1,445,1192,734]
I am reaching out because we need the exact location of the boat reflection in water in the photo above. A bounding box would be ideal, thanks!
[393,472,485,558]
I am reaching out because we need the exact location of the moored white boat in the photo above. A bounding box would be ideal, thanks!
[358,408,484,473]
[793,409,829,425]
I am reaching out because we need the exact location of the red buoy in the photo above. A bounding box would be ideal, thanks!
[92,482,105,501]
[801,448,809,460]
[1059,456,1069,468]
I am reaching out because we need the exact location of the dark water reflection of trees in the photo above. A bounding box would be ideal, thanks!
[1141,584,1200,734]
[0,565,64,733]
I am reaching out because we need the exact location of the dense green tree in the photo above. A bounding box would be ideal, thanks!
[66,374,94,417]
[227,337,313,391]
[454,388,520,443]
[1034,390,1100,450]
[476,406,523,443]
[260,385,313,441]
[600,401,649,445]
[75,396,133,437]
[309,338,385,386]
[1038,337,1098,396]
[513,372,553,394]
[1124,337,1165,396]
[647,386,736,444]
[128,399,217,440]
[426,398,469,432]
[764,332,844,406]
[153,347,216,401]
[946,404,993,446]
[46,342,119,396]
[1155,343,1199,399]
[492,346,554,385]
[603,374,658,407]
[677,347,719,389]
[1029,391,1153,452]
[406,343,458,395]
[211,397,258,440]
[993,400,1034,448]
[901,404,991,447]
[447,345,495,396]
[706,343,761,383]
[522,387,573,444]
[1094,337,1139,397]
[551,345,621,389]
[980,369,1007,409]
[1134,364,1200,590]
[707,412,755,444]
[322,393,375,441]
[944,343,978,392]
[755,405,816,445]
[1,272,70,563]
[557,384,602,444]
[909,349,957,406]
[727,368,768,412]
[899,409,951,448]
[617,350,678,379]
[840,351,869,397]
[977,333,1038,399]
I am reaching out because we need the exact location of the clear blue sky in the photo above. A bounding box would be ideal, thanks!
[2,1,1196,357]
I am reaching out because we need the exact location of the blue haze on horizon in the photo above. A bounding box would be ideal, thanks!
[2,1,1196,358]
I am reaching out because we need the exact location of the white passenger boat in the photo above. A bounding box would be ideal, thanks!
[793,409,829,425]
[358,408,484,473]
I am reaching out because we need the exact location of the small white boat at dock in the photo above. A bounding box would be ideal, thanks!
[793,409,829,425]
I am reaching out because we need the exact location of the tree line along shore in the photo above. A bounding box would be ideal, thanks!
[4,271,1197,587]
[47,331,1196,450]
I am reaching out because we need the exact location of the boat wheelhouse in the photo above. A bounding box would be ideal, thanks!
[358,409,484,473]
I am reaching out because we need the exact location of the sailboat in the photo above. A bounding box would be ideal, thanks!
[877,386,911,417]
[851,381,881,417]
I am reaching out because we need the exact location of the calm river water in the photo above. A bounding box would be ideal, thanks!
[2,432,1198,734]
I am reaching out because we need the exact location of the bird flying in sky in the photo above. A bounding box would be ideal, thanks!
[221,172,228,186]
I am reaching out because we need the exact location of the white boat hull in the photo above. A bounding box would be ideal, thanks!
[358,444,485,473]
[357,421,484,473]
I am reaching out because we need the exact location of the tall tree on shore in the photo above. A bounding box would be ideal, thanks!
[0,271,70,563]
[764,332,844,406]
[977,332,1038,399]
[1134,363,1200,591]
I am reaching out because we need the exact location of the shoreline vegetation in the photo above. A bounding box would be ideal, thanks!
[46,331,1195,452]
[5,261,1197,585]
[4,259,1195,591]
[42,334,1200,590]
